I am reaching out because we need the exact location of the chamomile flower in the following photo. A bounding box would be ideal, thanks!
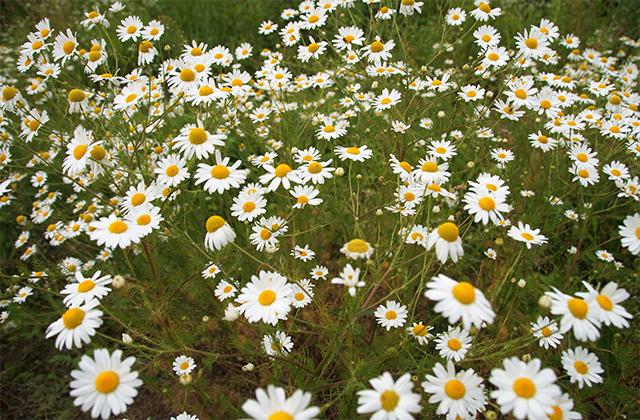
[618,213,640,255]
[435,327,472,362]
[236,270,293,325]
[356,372,421,419]
[173,125,225,160]
[263,331,294,356]
[173,355,196,376]
[425,274,495,330]
[155,154,189,187]
[69,348,142,419]
[46,299,103,350]
[427,222,464,264]
[335,145,373,162]
[489,357,561,420]
[545,287,602,341]
[341,238,374,260]
[231,192,267,222]
[204,215,236,251]
[89,215,144,249]
[578,281,633,328]
[331,264,365,296]
[530,316,564,349]
[290,185,323,209]
[375,300,408,330]
[508,222,548,249]
[242,385,319,420]
[201,262,220,279]
[373,88,401,111]
[61,271,112,307]
[116,16,143,42]
[561,347,604,389]
[194,150,249,194]
[422,361,487,420]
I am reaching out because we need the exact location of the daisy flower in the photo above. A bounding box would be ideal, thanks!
[618,213,640,255]
[335,145,373,162]
[463,190,509,225]
[89,215,144,249]
[375,300,408,330]
[356,372,421,419]
[194,150,249,194]
[446,7,466,26]
[361,36,395,64]
[173,355,197,376]
[508,222,548,248]
[578,281,633,328]
[259,163,300,191]
[69,348,142,419]
[515,28,550,60]
[373,88,401,112]
[530,316,564,349]
[46,299,103,350]
[290,185,322,209]
[155,154,189,187]
[291,279,314,308]
[61,271,112,307]
[489,357,561,420]
[545,287,602,341]
[341,238,374,260]
[173,125,225,160]
[561,347,604,389]
[242,385,319,420]
[236,270,293,325]
[331,264,365,296]
[435,327,472,362]
[116,16,143,41]
[14,286,33,303]
[425,274,495,330]
[231,192,267,222]
[427,221,464,264]
[422,361,487,420]
[263,331,294,356]
[407,322,433,345]
[204,215,236,251]
[201,262,220,279]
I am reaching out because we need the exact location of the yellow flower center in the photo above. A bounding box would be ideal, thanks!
[482,34,491,42]
[412,324,427,336]
[166,165,179,177]
[295,292,305,301]
[421,161,438,172]
[2,86,18,101]
[137,214,151,225]
[488,52,499,61]
[381,97,392,105]
[199,85,214,96]
[68,89,86,102]
[180,68,196,82]
[95,371,119,394]
[62,307,85,329]
[578,169,589,178]
[346,239,368,253]
[62,40,75,54]
[513,377,536,399]
[521,232,534,241]
[139,40,153,53]
[478,2,491,12]
[343,34,355,43]
[370,41,384,53]
[452,282,476,304]
[609,94,621,105]
[385,310,397,320]
[596,294,613,311]
[206,215,225,233]
[191,47,203,56]
[567,298,588,319]
[268,411,293,420]
[444,379,466,399]
[541,326,552,337]
[525,38,538,49]
[379,390,400,412]
[447,338,462,351]
[437,222,459,242]
[308,43,320,53]
[90,146,106,161]
[576,153,588,162]
[72,144,88,160]
[548,405,563,420]
[574,361,589,375]
[260,228,272,240]
[304,162,322,174]
[274,163,292,178]
[77,280,95,293]
[108,220,128,234]
[242,201,256,212]
[231,78,244,87]
[210,165,230,179]
[514,89,527,99]
[538,135,548,144]
[399,161,412,172]
[188,127,207,144]
[223,285,232,293]
[126,25,137,34]
[258,290,276,306]
[346,147,361,155]
[308,14,319,23]
[479,196,496,211]
[540,99,552,109]
[131,192,146,206]
[88,50,102,62]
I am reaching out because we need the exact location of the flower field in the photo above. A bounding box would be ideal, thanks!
[0,0,639,419]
